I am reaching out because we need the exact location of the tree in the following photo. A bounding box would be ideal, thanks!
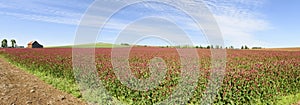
[1,39,7,48]
[215,45,220,49]
[230,46,234,49]
[207,45,210,49]
[252,47,262,49]
[244,45,249,49]
[241,46,244,49]
[11,39,16,48]
[200,45,203,49]
[121,43,130,46]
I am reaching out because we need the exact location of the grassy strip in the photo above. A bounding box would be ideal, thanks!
[27,67,81,98]
[275,93,300,105]
[0,55,82,98]
[46,43,128,48]
[0,55,123,104]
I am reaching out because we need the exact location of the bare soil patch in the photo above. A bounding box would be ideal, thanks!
[0,57,86,105]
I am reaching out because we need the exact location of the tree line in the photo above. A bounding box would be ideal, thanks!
[116,43,262,50]
[195,45,259,49]
[1,39,17,48]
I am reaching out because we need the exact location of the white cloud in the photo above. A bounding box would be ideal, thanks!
[219,19,270,48]
[0,11,79,25]
[87,0,271,47]
[0,0,87,25]
[0,0,271,47]
[202,0,271,47]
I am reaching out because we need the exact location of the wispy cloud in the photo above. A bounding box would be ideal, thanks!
[202,0,271,47]
[0,0,271,47]
[0,0,90,25]
[0,11,79,25]
[101,0,271,47]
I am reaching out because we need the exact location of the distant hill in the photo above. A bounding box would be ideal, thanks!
[261,47,300,51]
[46,42,128,48]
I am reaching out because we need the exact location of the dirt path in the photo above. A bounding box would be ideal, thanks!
[0,57,87,105]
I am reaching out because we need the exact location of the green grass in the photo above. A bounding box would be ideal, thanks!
[275,93,300,105]
[30,68,81,97]
[46,42,128,48]
[0,55,124,104]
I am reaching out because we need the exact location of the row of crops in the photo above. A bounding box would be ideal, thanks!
[0,48,299,104]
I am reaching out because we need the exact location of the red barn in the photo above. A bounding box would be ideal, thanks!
[27,41,43,48]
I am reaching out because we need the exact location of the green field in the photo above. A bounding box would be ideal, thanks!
[46,42,128,48]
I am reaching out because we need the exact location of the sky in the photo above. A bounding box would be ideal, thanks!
[0,0,299,48]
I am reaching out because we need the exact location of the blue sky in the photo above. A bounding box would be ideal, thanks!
[0,0,299,48]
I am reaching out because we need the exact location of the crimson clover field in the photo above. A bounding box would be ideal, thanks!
[0,48,299,104]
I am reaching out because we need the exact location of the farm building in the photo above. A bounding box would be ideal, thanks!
[27,41,43,48]
[16,46,25,48]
